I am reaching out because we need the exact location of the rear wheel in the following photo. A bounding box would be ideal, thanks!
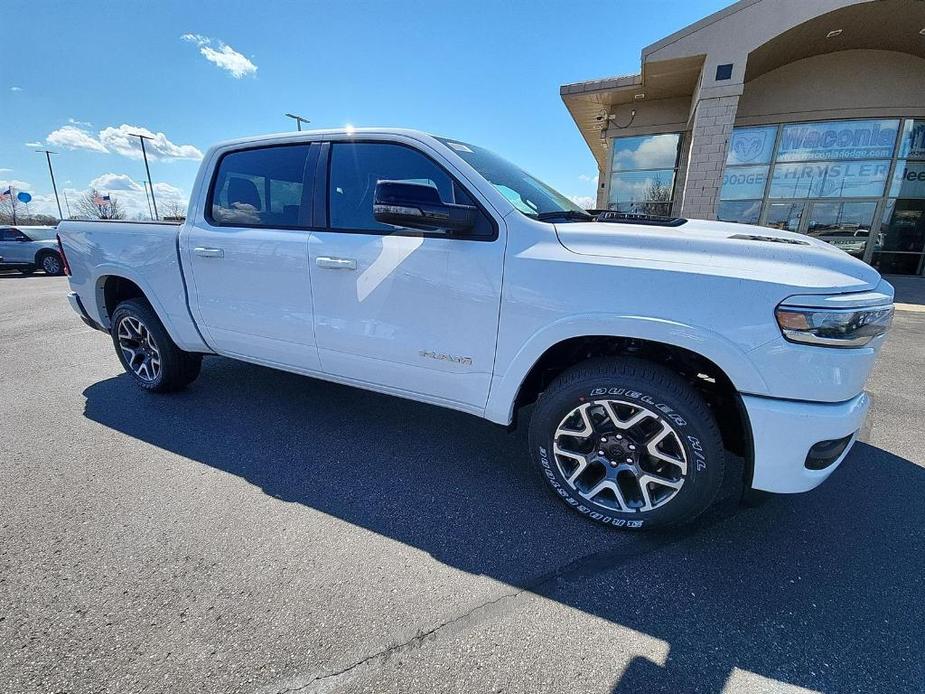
[528,357,725,530]
[110,298,202,392]
[39,252,64,276]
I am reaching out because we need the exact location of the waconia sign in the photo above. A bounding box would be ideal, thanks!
[777,119,899,162]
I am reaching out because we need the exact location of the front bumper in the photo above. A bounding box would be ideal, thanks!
[744,391,871,494]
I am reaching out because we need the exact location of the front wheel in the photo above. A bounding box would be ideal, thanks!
[110,298,202,393]
[528,357,725,530]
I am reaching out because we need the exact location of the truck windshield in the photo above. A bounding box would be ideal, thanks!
[435,137,591,221]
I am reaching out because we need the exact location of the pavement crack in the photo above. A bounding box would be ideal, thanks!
[269,587,525,694]
[269,502,741,694]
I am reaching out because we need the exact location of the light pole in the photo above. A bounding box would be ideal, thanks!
[284,113,310,131]
[35,149,63,219]
[130,132,158,220]
[142,180,155,220]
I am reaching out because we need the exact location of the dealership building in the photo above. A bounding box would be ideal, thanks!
[561,0,925,275]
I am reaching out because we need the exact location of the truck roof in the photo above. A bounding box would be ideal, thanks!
[210,127,436,151]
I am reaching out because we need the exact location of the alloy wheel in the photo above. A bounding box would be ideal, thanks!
[553,399,688,513]
[117,316,161,382]
[42,255,61,274]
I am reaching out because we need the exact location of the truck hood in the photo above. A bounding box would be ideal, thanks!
[554,218,883,294]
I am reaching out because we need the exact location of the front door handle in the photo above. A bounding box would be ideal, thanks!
[194,247,224,258]
[316,256,357,270]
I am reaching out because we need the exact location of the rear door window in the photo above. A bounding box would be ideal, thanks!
[209,145,312,228]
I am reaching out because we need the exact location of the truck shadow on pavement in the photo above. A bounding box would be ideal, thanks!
[82,357,925,693]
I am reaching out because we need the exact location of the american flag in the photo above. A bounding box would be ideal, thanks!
[0,187,11,201]
[93,192,111,207]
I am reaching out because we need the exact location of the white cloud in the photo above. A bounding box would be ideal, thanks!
[181,33,257,78]
[0,168,11,173]
[38,123,202,161]
[69,117,92,127]
[98,124,203,160]
[181,33,210,46]
[578,173,599,184]
[0,179,32,191]
[10,86,22,92]
[614,134,679,170]
[153,181,184,198]
[568,195,596,209]
[90,173,143,192]
[46,125,109,153]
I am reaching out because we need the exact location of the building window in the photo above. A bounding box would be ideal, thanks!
[608,133,681,216]
[717,126,776,226]
[716,117,925,274]
[873,128,925,274]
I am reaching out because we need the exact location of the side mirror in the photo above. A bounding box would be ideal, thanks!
[373,180,476,233]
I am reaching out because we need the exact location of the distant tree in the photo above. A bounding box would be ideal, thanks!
[0,199,58,226]
[640,175,673,216]
[159,199,188,221]
[22,213,60,226]
[0,193,21,224]
[74,189,126,220]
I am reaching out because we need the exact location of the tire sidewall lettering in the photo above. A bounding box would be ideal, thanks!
[536,385,716,528]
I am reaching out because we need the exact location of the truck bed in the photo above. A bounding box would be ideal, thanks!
[57,219,210,353]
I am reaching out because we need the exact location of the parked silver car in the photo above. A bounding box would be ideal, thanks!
[0,226,65,275]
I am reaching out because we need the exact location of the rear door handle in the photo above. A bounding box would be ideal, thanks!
[316,256,357,270]
[194,247,224,258]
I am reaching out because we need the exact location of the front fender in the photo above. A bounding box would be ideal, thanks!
[484,313,769,425]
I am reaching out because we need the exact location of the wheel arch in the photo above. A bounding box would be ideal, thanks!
[33,246,61,265]
[92,272,186,342]
[487,318,764,478]
[98,274,148,326]
[78,255,211,354]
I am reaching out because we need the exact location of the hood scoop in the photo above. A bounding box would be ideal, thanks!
[728,233,810,246]
[593,211,688,228]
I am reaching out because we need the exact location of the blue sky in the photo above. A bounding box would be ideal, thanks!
[2,0,729,219]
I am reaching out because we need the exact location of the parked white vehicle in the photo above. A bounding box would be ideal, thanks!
[57,128,894,529]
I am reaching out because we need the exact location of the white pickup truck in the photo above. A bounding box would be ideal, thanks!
[58,128,894,530]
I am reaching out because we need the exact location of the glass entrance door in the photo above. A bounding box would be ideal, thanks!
[802,200,878,260]
[871,198,925,274]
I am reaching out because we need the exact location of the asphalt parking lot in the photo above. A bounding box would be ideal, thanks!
[1,273,923,694]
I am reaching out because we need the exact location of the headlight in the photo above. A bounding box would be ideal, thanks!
[775,304,893,348]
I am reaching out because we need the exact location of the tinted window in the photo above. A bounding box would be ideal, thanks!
[0,228,27,241]
[328,142,491,236]
[210,145,311,227]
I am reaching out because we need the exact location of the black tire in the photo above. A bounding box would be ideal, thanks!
[110,298,202,393]
[528,357,725,530]
[38,251,65,276]
[18,265,36,275]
